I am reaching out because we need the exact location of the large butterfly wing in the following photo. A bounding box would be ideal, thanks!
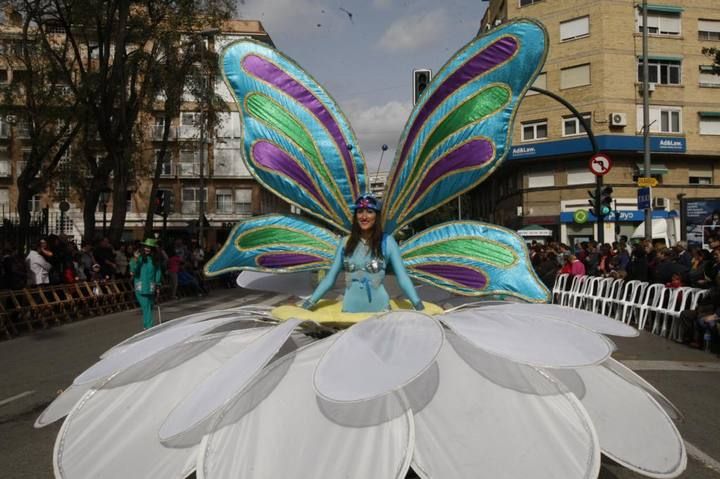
[400,221,549,302]
[204,215,339,276]
[382,19,548,234]
[221,39,367,233]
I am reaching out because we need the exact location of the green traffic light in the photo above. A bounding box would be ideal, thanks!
[601,205,611,216]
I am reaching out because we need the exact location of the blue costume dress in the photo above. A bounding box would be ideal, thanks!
[305,235,423,313]
[130,256,163,329]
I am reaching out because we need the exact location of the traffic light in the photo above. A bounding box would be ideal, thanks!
[600,186,613,217]
[153,190,165,216]
[164,190,175,215]
[588,187,613,217]
[413,68,432,105]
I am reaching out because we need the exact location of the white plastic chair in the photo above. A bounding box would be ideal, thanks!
[665,287,696,340]
[577,276,600,310]
[646,286,675,335]
[551,273,569,305]
[586,277,612,313]
[637,283,666,331]
[561,275,584,307]
[570,275,591,309]
[600,278,624,317]
[614,280,647,325]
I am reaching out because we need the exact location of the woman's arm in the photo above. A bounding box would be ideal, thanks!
[302,240,345,309]
[386,236,424,310]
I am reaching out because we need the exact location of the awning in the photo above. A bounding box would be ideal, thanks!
[699,111,720,118]
[644,4,684,13]
[638,55,683,62]
[635,163,668,175]
[517,224,553,237]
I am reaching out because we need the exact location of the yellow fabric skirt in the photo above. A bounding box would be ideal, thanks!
[271,299,444,329]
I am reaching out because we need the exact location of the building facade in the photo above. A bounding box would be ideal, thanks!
[475,0,720,246]
[0,17,286,247]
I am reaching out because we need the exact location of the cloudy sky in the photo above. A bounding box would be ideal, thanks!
[236,0,488,174]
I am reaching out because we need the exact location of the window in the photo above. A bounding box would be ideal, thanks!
[0,148,8,177]
[29,194,41,213]
[560,16,589,41]
[519,0,541,6]
[179,149,199,177]
[689,167,713,185]
[16,118,31,138]
[0,188,8,214]
[178,112,200,138]
[637,58,681,85]
[566,169,594,185]
[699,65,720,87]
[155,150,174,176]
[562,113,591,137]
[527,172,554,188]
[0,117,9,138]
[216,189,234,213]
[699,19,720,41]
[526,72,546,96]
[560,64,590,89]
[637,9,681,36]
[11,69,28,84]
[235,189,253,216]
[636,106,682,133]
[126,191,133,212]
[699,113,720,135]
[152,117,166,140]
[216,112,241,138]
[181,188,207,215]
[214,143,250,177]
[521,120,547,141]
[0,69,7,84]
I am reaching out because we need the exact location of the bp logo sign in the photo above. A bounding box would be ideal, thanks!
[573,209,589,224]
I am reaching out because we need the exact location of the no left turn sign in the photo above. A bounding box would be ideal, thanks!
[589,153,612,176]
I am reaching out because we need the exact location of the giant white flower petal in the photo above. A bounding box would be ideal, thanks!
[159,319,301,444]
[54,328,269,479]
[35,382,100,428]
[477,303,639,337]
[410,333,601,479]
[314,311,444,402]
[74,316,257,385]
[548,362,686,478]
[198,337,414,479]
[441,309,612,368]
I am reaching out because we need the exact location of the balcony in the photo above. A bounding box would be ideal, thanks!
[151,125,176,141]
[178,162,200,177]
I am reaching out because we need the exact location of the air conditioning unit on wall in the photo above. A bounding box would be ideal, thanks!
[610,112,627,127]
[653,197,668,209]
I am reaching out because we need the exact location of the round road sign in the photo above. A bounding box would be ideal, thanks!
[59,200,70,212]
[589,153,612,176]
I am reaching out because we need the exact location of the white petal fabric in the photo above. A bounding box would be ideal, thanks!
[237,270,316,296]
[314,311,444,402]
[35,382,101,428]
[477,303,639,337]
[74,316,256,385]
[159,319,301,443]
[441,309,613,368]
[198,337,414,479]
[100,309,259,358]
[410,332,601,479]
[549,362,686,478]
[54,329,269,479]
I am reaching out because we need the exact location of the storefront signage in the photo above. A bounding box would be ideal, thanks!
[637,187,652,209]
[508,135,686,160]
[573,209,589,224]
[637,177,658,187]
[560,209,676,223]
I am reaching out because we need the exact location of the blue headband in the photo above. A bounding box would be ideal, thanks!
[351,194,381,212]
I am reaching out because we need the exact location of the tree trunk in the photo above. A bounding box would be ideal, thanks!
[15,185,33,252]
[143,119,173,238]
[108,155,130,245]
[83,185,101,241]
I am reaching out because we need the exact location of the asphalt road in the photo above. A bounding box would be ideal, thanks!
[1,289,719,479]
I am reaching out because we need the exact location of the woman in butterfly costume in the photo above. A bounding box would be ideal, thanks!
[37,19,687,479]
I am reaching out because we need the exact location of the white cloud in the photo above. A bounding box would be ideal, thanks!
[372,0,392,9]
[377,9,449,52]
[344,99,412,173]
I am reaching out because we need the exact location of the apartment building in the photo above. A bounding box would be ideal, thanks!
[473,0,720,246]
[0,17,286,246]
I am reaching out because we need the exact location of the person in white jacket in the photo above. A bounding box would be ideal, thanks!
[26,239,52,286]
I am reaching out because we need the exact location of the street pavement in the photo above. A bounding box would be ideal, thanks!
[1,288,719,478]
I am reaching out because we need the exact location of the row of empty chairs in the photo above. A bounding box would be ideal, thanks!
[552,273,710,339]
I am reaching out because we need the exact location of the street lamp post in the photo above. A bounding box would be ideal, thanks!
[99,188,111,237]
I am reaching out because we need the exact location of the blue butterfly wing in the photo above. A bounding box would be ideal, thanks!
[221,39,367,233]
[382,19,548,234]
[400,221,549,302]
[204,215,339,276]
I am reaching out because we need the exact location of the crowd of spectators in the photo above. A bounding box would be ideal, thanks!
[0,235,217,298]
[530,235,720,353]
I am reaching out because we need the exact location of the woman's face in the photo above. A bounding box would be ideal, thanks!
[356,208,377,232]
[143,246,152,255]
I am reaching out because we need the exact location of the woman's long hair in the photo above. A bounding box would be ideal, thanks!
[345,211,384,259]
